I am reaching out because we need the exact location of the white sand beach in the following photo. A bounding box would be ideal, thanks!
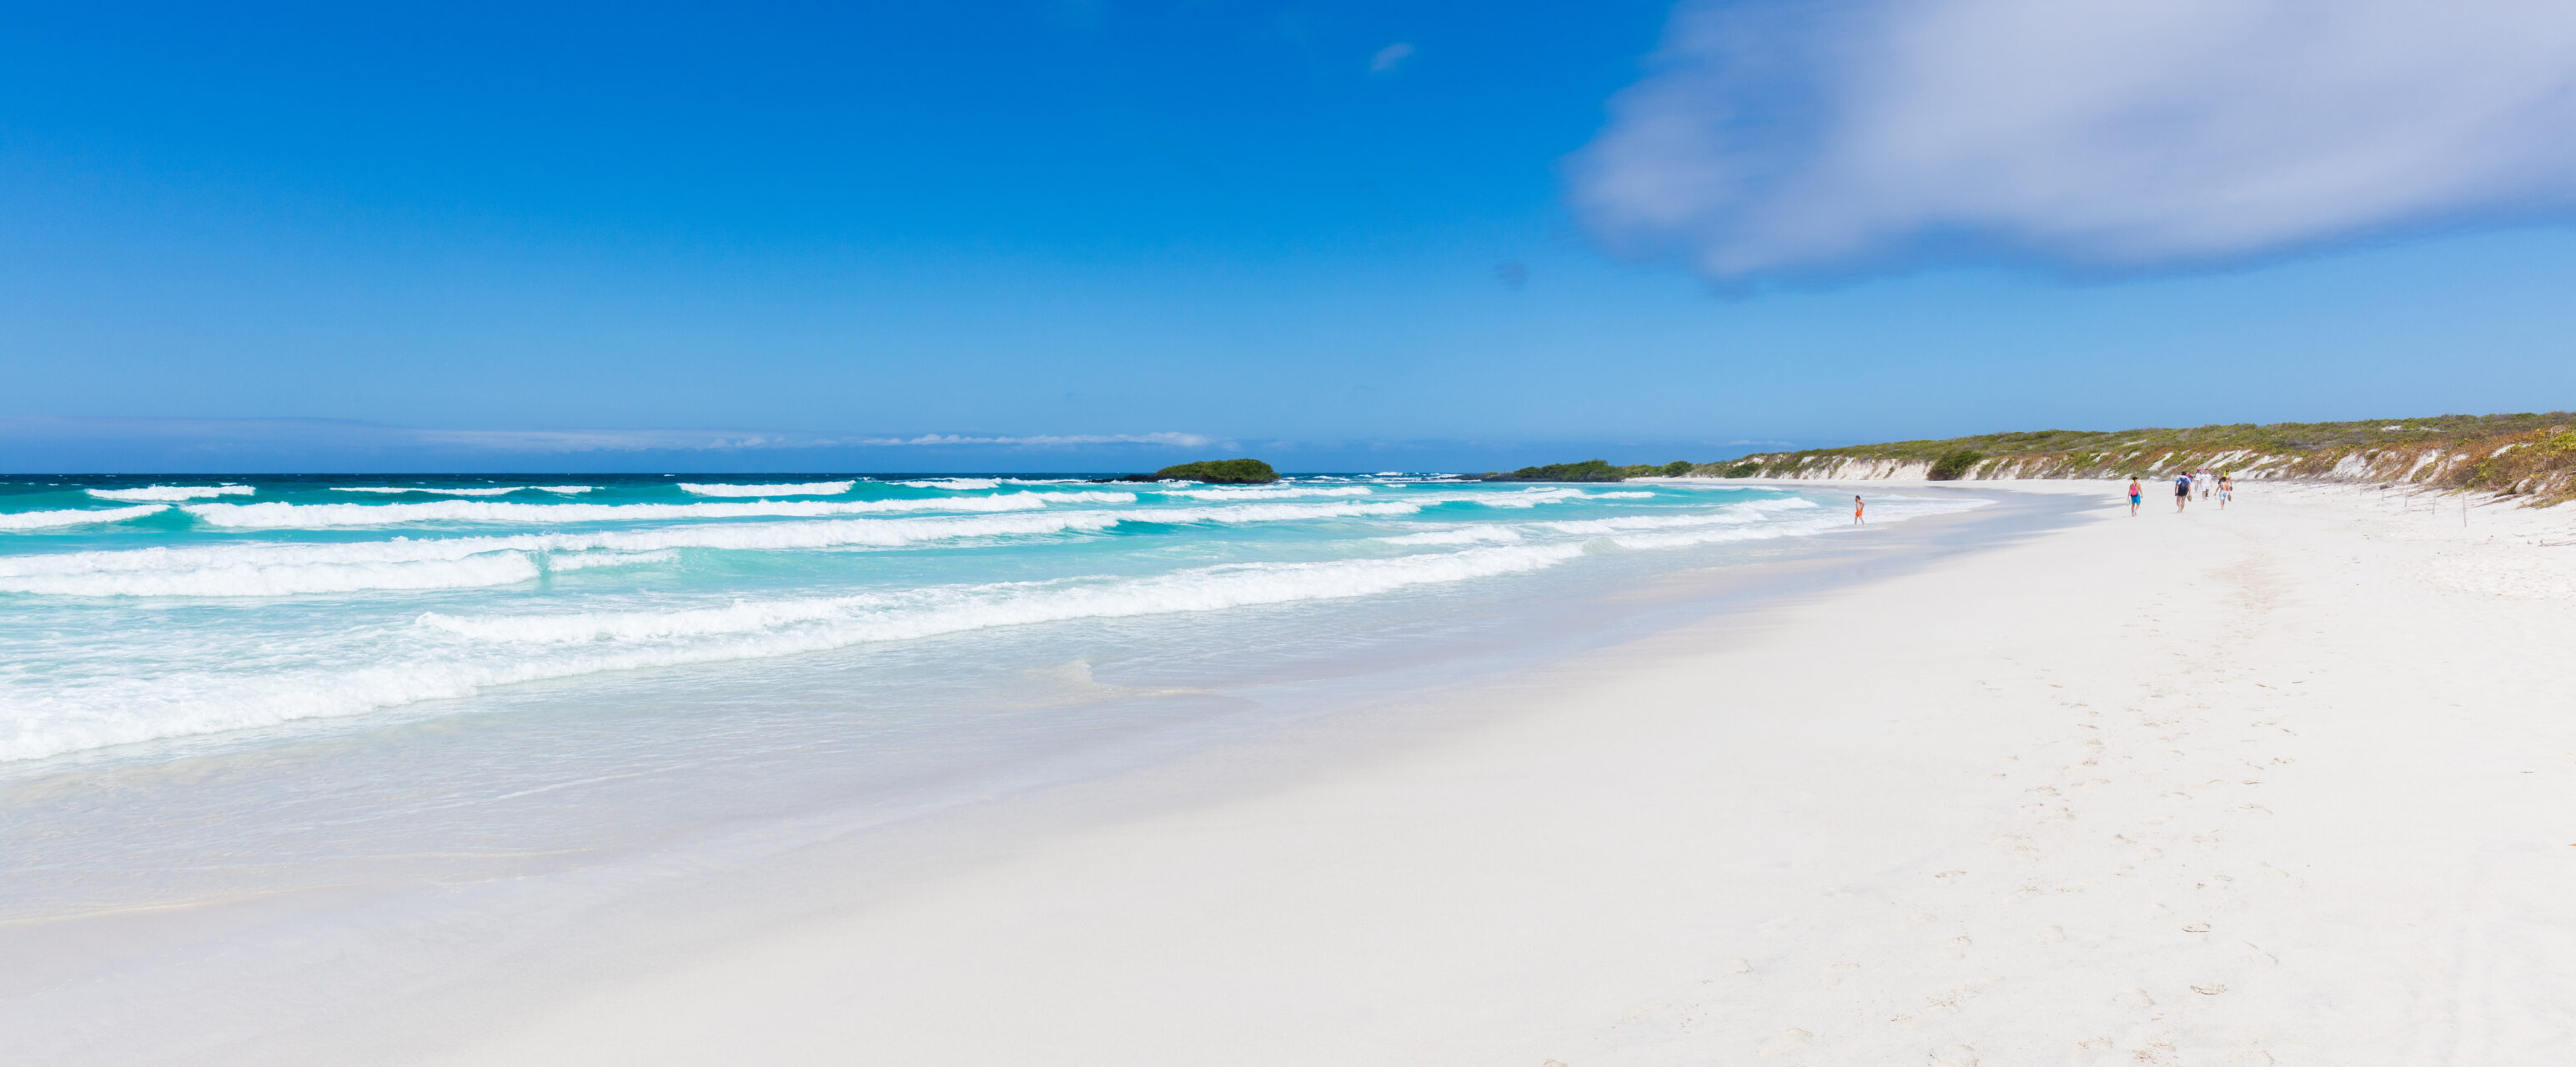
[412,481,2576,1066]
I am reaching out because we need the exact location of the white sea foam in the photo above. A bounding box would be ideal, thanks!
[1,500,1428,597]
[179,491,1135,528]
[1152,486,1373,500]
[0,553,544,598]
[334,486,595,497]
[1,544,1589,762]
[545,549,678,572]
[0,488,1991,763]
[896,478,1001,490]
[1459,488,1589,508]
[676,481,856,497]
[1542,498,1814,536]
[1377,525,1524,545]
[0,505,170,531]
[1593,490,1656,498]
[419,544,1589,646]
[1602,496,1977,550]
[87,485,252,502]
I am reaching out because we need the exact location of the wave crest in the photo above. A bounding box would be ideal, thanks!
[677,481,856,497]
[87,485,252,502]
[0,505,170,530]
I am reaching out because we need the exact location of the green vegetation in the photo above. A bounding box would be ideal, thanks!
[1480,458,1698,482]
[1926,449,1985,481]
[1117,458,1278,483]
[1683,412,2576,503]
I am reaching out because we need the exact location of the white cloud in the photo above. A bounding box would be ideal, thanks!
[1571,0,2576,279]
[1371,42,1416,73]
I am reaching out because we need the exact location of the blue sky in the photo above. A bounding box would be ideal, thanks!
[5,0,2574,472]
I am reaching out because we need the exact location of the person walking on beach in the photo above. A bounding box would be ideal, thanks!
[2219,474,2234,508]
[2174,473,2192,512]
[2128,476,2143,516]
[1853,494,1865,524]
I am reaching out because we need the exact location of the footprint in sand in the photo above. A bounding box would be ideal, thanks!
[2038,925,2066,943]
[1929,1044,1978,1066]
[2116,988,2157,1009]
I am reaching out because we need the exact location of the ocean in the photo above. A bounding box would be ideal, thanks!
[1,473,1976,766]
[0,472,1996,1061]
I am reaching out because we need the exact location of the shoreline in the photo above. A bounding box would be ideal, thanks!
[10,480,2570,1064]
[415,479,2575,1065]
[3,485,2048,1066]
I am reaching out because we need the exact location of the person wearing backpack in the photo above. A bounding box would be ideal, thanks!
[2174,473,2192,512]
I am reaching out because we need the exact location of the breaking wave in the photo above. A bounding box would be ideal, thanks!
[676,481,856,497]
[1149,486,1374,500]
[0,505,169,531]
[334,486,595,497]
[179,491,1137,528]
[419,544,1589,646]
[0,500,1433,597]
[87,485,252,502]
[3,544,1589,761]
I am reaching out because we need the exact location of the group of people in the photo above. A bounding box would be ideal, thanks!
[2127,468,2232,515]
[1845,468,2236,523]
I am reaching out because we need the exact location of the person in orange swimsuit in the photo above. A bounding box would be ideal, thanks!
[1853,494,1865,524]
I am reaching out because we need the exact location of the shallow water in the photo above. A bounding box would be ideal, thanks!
[0,473,2009,1064]
[0,473,1963,767]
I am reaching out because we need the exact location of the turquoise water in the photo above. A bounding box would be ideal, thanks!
[0,472,2011,1062]
[0,473,1973,766]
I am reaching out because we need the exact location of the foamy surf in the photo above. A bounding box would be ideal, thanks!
[86,485,254,502]
[677,481,857,497]
[0,504,171,530]
[0,501,1452,598]
[179,490,1137,528]
[0,474,1986,761]
[334,485,596,496]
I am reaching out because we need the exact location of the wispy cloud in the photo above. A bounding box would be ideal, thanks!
[1370,42,1415,73]
[1571,0,2576,280]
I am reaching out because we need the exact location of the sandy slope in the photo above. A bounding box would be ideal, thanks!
[424,483,2576,1066]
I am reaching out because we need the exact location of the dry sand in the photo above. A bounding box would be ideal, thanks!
[423,482,2576,1066]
